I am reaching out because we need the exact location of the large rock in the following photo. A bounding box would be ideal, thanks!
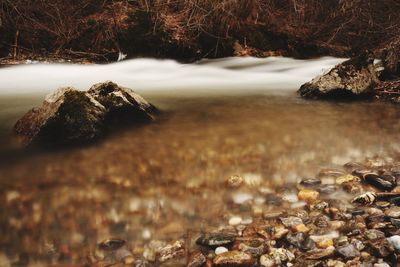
[14,81,157,146]
[298,52,379,99]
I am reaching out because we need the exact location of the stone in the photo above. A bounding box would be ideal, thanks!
[335,244,360,260]
[280,216,303,228]
[238,239,266,257]
[365,229,385,240]
[229,216,243,226]
[293,223,310,233]
[14,81,157,146]
[14,87,106,146]
[298,52,378,99]
[299,178,321,188]
[385,207,400,218]
[352,192,377,205]
[187,251,206,267]
[317,239,333,249]
[306,246,335,260]
[88,81,157,122]
[367,238,395,258]
[196,233,236,247]
[99,238,126,251]
[286,232,316,251]
[387,235,400,250]
[298,189,319,203]
[227,175,244,188]
[215,247,229,255]
[158,241,185,263]
[213,251,254,267]
[335,174,360,185]
[363,173,395,191]
[260,248,295,266]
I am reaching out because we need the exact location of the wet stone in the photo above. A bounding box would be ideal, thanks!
[335,244,360,260]
[385,206,400,218]
[389,196,400,206]
[365,229,385,240]
[286,232,316,251]
[387,235,400,250]
[299,178,321,188]
[298,189,319,203]
[364,173,395,191]
[367,238,395,257]
[238,239,265,257]
[352,192,377,205]
[280,216,303,228]
[213,251,254,267]
[306,246,335,260]
[196,233,236,247]
[318,184,337,194]
[187,251,206,267]
[99,239,126,251]
[390,218,400,227]
[335,174,360,185]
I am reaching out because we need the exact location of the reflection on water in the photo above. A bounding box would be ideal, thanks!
[1,92,400,265]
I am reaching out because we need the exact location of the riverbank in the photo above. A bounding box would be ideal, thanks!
[1,1,399,63]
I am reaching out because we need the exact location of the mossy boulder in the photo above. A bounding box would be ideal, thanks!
[298,52,379,99]
[14,81,157,146]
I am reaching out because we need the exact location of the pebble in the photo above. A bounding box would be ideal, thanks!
[227,175,244,188]
[292,223,310,233]
[229,216,243,226]
[213,251,254,267]
[280,216,302,228]
[335,174,360,185]
[335,244,360,260]
[364,173,395,191]
[196,233,236,247]
[187,251,206,267]
[385,206,400,218]
[367,238,395,257]
[286,232,315,251]
[299,178,321,188]
[352,192,377,205]
[365,229,385,240]
[306,246,335,260]
[374,263,390,267]
[215,247,229,255]
[316,239,333,249]
[387,235,400,250]
[298,189,319,203]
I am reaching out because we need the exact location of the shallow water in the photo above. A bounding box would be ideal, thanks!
[1,57,400,265]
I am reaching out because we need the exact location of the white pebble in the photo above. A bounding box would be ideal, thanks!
[232,192,253,204]
[388,235,400,250]
[229,216,242,226]
[215,246,228,255]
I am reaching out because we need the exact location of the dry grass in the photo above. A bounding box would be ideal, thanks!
[1,0,399,60]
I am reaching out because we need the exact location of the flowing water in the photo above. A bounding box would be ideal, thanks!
[1,57,400,265]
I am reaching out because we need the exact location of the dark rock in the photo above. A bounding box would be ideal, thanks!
[367,238,395,258]
[298,52,378,99]
[213,251,254,267]
[88,81,157,123]
[335,244,360,260]
[391,218,400,228]
[363,173,395,191]
[299,178,321,188]
[196,233,236,247]
[389,197,400,206]
[14,88,106,146]
[286,232,316,252]
[13,81,157,146]
[99,238,126,251]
